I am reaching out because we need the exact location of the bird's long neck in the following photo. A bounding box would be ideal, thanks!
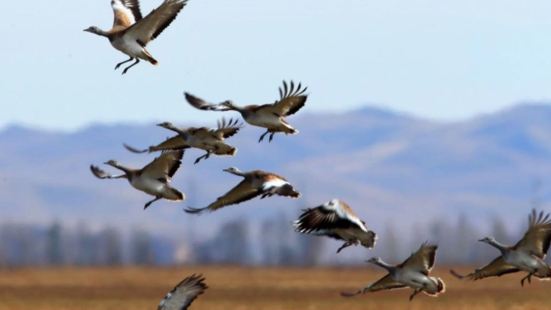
[110,163,132,176]
[487,239,508,253]
[225,101,245,113]
[89,27,110,37]
[227,169,247,177]
[166,125,188,136]
[372,259,394,271]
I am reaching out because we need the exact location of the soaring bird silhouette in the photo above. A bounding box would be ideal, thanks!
[90,150,184,209]
[84,0,188,74]
[158,274,207,310]
[294,199,377,253]
[184,80,308,142]
[342,243,446,301]
[185,167,300,214]
[124,118,242,164]
[451,209,551,286]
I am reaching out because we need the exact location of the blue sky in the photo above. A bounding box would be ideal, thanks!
[3,0,551,130]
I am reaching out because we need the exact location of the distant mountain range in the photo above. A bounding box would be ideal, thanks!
[2,104,551,239]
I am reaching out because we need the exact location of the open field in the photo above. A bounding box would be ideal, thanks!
[0,266,550,310]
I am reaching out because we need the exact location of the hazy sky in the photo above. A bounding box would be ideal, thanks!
[3,0,551,130]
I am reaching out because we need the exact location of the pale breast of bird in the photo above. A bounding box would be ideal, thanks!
[131,177,166,196]
[245,112,282,128]
[396,268,431,289]
[111,36,144,58]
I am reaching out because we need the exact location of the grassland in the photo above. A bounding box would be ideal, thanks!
[0,266,550,309]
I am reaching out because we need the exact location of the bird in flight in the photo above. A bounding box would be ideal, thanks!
[84,0,188,74]
[184,80,308,142]
[90,150,185,209]
[451,209,551,286]
[185,167,300,214]
[342,243,446,301]
[158,274,207,310]
[294,199,377,253]
[124,118,242,164]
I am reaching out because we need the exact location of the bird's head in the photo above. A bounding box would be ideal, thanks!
[221,100,235,108]
[104,160,119,167]
[223,167,241,174]
[157,121,175,129]
[83,26,101,34]
[324,199,340,208]
[478,236,496,244]
[367,257,382,265]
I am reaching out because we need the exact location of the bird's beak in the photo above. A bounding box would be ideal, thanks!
[83,28,91,32]
[478,238,486,242]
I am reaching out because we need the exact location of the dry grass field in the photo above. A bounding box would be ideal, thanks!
[0,266,550,310]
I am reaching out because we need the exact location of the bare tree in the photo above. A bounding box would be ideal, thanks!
[130,228,155,265]
[46,221,64,265]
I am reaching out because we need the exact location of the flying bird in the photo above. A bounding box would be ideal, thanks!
[84,0,188,74]
[124,118,242,164]
[158,274,207,310]
[342,243,446,301]
[90,150,184,209]
[185,167,300,214]
[294,199,377,253]
[451,209,551,286]
[184,80,308,142]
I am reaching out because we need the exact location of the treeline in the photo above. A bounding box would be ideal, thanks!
[0,213,531,267]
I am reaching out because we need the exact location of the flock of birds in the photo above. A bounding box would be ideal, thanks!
[84,0,551,308]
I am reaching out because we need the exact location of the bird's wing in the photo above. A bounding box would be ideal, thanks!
[514,209,551,258]
[90,165,113,179]
[112,0,141,28]
[455,256,520,281]
[184,92,233,111]
[365,274,407,292]
[265,80,308,116]
[191,179,261,213]
[341,274,406,297]
[124,0,187,45]
[150,135,190,152]
[213,118,242,139]
[400,243,438,275]
[158,274,207,310]
[121,0,142,20]
[294,202,366,234]
[141,150,184,181]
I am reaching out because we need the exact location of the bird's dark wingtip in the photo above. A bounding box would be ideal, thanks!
[340,290,361,298]
[184,207,207,214]
[449,269,465,279]
[123,143,148,154]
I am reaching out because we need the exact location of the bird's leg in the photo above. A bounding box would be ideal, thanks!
[260,191,274,199]
[144,196,161,210]
[409,289,421,301]
[337,241,353,253]
[258,130,270,142]
[114,57,133,70]
[122,59,140,75]
[268,132,275,142]
[194,152,211,164]
[521,273,534,286]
